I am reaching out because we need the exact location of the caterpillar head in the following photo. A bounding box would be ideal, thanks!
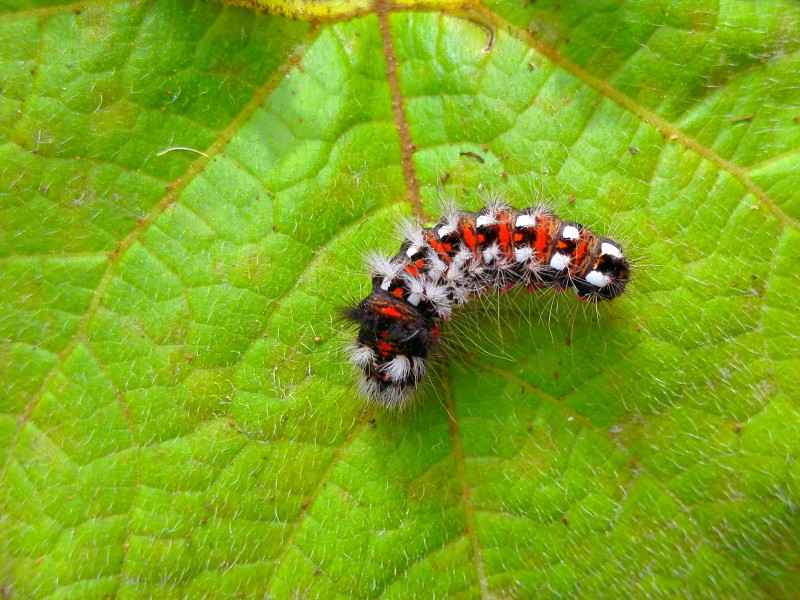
[343,292,437,408]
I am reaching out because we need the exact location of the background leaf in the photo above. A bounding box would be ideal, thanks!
[2,0,799,597]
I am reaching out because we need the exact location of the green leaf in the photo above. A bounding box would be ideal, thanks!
[2,0,799,597]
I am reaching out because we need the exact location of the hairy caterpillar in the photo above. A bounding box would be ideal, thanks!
[345,199,631,408]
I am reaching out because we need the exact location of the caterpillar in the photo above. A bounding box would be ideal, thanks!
[345,199,631,408]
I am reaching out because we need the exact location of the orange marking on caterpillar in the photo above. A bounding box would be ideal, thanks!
[535,223,549,258]
[498,222,512,256]
[379,306,403,318]
[462,227,478,253]
[429,239,452,264]
[573,241,587,265]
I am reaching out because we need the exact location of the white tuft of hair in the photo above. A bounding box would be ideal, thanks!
[476,187,512,213]
[396,216,426,248]
[380,354,412,382]
[346,343,376,368]
[364,250,404,279]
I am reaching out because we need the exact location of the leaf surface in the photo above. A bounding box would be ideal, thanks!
[1,0,799,597]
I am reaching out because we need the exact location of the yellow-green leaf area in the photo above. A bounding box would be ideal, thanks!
[1,0,798,598]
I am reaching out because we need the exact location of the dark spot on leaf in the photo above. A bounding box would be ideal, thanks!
[459,151,484,163]
[629,146,639,154]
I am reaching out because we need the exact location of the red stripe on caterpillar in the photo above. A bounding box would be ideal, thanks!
[345,200,630,408]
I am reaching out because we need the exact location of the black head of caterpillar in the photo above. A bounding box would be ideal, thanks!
[344,201,631,409]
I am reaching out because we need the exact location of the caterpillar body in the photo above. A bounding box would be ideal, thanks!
[345,200,631,408]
